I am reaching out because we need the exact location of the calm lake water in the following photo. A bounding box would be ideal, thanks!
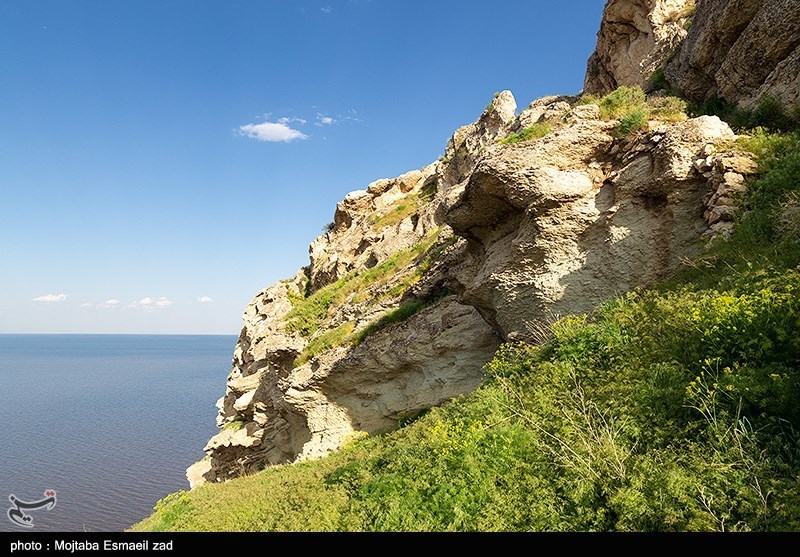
[0,334,235,532]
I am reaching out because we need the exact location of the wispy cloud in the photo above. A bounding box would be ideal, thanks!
[32,293,67,303]
[316,114,335,126]
[321,6,332,13]
[127,296,173,310]
[239,119,308,143]
[197,296,214,303]
[104,299,120,307]
[80,302,93,308]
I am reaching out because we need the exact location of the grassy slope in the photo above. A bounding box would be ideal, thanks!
[133,129,800,533]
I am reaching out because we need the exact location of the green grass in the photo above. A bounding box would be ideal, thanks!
[352,299,430,345]
[284,230,444,338]
[581,86,688,136]
[498,122,552,145]
[294,321,357,366]
[222,420,245,432]
[371,194,422,230]
[615,108,649,137]
[133,128,800,533]
[691,95,800,133]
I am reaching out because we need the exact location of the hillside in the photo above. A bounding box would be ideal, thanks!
[133,122,800,529]
[134,0,800,531]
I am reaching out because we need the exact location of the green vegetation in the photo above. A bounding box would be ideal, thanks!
[221,420,245,432]
[647,95,688,122]
[284,230,444,340]
[590,85,647,120]
[498,122,552,145]
[647,67,668,92]
[371,194,422,230]
[582,86,687,136]
[692,95,800,133]
[615,108,649,136]
[294,321,357,366]
[134,125,800,533]
[419,177,438,202]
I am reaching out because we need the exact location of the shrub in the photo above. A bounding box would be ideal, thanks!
[647,68,668,92]
[749,96,794,131]
[692,95,798,133]
[777,191,800,241]
[646,95,687,121]
[596,86,647,120]
[615,108,649,136]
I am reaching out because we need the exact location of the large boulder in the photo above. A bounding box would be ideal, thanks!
[585,0,693,95]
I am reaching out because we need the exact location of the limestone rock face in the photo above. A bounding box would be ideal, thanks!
[190,89,754,488]
[666,0,800,110]
[587,0,800,111]
[444,115,739,338]
[585,0,693,95]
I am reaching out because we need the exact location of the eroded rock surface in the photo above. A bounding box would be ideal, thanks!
[585,0,693,95]
[190,91,754,488]
[587,0,800,111]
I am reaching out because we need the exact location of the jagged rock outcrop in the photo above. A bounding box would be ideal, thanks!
[189,88,755,488]
[665,0,800,110]
[443,114,739,338]
[587,0,800,111]
[585,0,694,95]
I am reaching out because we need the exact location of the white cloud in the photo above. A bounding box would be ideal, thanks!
[320,116,334,125]
[104,299,120,306]
[127,296,172,310]
[239,120,308,143]
[321,6,332,12]
[80,302,93,308]
[32,293,68,303]
[197,296,214,303]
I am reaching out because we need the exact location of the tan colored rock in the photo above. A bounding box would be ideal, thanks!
[445,114,737,337]
[585,0,693,95]
[441,90,517,188]
[665,0,800,110]
[190,90,753,489]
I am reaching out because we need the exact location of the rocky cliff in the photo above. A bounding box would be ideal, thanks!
[188,85,755,486]
[586,0,800,111]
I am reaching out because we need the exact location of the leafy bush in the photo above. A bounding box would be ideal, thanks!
[596,86,647,120]
[615,108,649,136]
[692,95,799,132]
[499,122,552,145]
[647,95,688,122]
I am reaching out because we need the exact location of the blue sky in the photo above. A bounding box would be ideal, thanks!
[0,1,604,334]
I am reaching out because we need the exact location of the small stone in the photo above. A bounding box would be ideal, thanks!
[723,171,745,187]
